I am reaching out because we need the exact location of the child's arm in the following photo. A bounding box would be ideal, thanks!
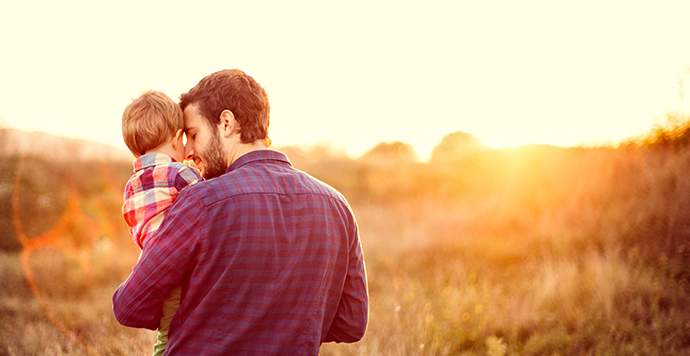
[113,189,202,329]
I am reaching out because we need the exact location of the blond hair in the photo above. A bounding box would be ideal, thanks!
[122,90,184,157]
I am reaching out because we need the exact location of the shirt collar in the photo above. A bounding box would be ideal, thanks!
[133,153,177,172]
[226,149,292,173]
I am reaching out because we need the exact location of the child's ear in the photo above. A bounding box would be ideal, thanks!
[171,129,184,151]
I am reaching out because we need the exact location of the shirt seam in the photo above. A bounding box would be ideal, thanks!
[203,191,348,210]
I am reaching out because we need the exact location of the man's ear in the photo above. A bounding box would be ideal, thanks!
[171,129,184,150]
[218,110,237,138]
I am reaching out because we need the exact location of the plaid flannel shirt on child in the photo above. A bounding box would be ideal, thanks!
[122,153,202,249]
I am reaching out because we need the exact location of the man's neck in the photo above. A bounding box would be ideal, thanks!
[227,140,269,166]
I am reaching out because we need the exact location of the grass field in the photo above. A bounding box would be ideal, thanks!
[1,129,690,355]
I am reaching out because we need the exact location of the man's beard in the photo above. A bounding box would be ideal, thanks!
[200,131,227,180]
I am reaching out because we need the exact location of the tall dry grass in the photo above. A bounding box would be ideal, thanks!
[2,124,690,355]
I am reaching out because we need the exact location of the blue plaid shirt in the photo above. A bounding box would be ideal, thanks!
[113,150,368,355]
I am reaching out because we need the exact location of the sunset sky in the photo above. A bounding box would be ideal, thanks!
[2,1,690,160]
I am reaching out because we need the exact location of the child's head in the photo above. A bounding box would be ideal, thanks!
[122,90,185,161]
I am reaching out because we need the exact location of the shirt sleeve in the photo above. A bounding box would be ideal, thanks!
[324,212,369,343]
[174,164,202,192]
[112,188,202,330]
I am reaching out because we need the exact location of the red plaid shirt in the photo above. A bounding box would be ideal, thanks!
[122,153,202,249]
[113,150,368,355]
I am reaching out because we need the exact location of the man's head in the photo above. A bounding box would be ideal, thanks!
[180,69,270,179]
[122,90,185,160]
[180,69,270,144]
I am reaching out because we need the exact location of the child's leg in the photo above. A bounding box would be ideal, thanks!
[152,285,182,356]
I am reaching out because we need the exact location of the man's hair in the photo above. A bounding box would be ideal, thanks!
[122,90,185,157]
[179,69,270,143]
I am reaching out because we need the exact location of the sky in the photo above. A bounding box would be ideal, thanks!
[2,1,690,161]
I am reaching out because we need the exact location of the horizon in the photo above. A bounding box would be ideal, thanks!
[0,125,650,165]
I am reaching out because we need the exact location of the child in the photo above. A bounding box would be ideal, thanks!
[120,90,202,356]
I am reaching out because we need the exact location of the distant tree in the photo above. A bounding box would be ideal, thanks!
[276,142,350,169]
[430,131,486,163]
[360,141,418,163]
[628,112,690,151]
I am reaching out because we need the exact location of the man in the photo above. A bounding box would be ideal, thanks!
[113,69,368,355]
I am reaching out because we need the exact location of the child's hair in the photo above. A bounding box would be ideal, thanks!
[122,90,185,157]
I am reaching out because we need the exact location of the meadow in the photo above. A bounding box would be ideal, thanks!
[1,124,689,355]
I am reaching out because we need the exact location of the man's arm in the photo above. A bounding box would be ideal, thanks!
[324,219,369,343]
[113,190,201,329]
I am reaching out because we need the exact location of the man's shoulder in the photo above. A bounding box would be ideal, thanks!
[291,168,347,201]
[184,161,348,206]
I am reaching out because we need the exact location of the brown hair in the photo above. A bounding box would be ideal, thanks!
[180,69,270,143]
[121,90,185,157]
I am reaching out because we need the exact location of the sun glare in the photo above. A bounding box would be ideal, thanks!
[474,122,638,150]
